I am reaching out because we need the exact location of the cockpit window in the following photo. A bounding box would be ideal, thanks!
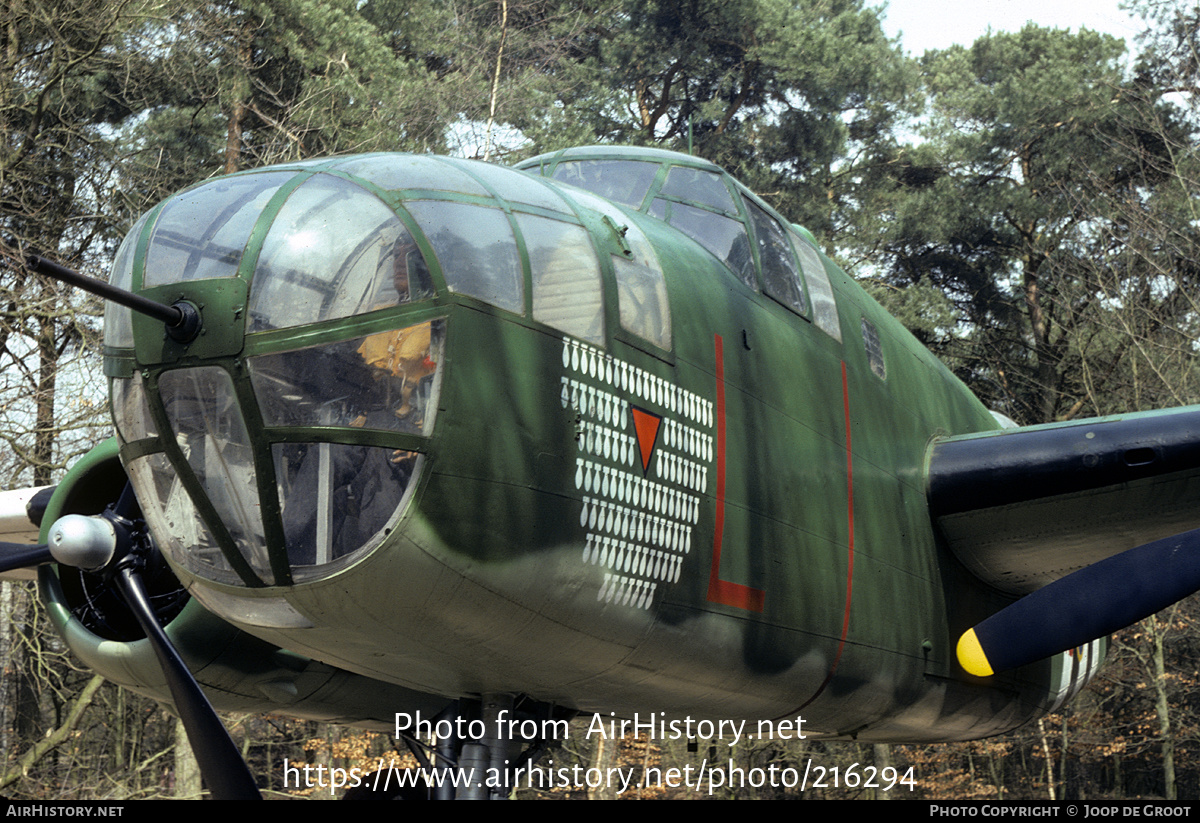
[790,230,842,342]
[126,452,238,584]
[564,189,671,350]
[158,366,274,584]
[404,200,523,313]
[144,172,293,287]
[247,175,429,332]
[275,444,421,580]
[248,320,444,438]
[744,197,807,316]
[550,160,660,209]
[642,165,756,289]
[659,166,737,214]
[328,155,491,196]
[104,210,153,349]
[441,157,574,214]
[519,214,604,345]
[111,372,156,443]
[654,200,756,290]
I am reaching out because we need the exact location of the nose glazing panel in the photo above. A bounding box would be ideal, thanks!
[158,366,274,584]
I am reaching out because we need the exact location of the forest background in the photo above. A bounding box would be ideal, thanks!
[2,0,1200,800]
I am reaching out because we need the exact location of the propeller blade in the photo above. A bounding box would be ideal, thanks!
[0,541,52,573]
[957,526,1200,677]
[113,564,262,800]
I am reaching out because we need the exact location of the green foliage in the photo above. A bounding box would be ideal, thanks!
[1126,0,1200,98]
[869,25,1200,423]
[119,0,460,198]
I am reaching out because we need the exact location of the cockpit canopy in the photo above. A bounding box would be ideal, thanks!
[516,145,842,344]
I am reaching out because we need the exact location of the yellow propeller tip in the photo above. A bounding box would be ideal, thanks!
[957,628,995,677]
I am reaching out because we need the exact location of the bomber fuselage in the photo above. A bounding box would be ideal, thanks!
[73,147,1101,741]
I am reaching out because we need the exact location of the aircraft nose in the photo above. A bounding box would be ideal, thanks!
[105,151,616,595]
[105,160,450,590]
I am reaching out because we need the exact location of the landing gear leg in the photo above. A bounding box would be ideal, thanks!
[375,695,568,800]
[457,694,522,799]
[433,703,460,801]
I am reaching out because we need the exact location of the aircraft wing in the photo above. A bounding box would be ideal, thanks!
[928,404,1200,595]
[0,485,53,581]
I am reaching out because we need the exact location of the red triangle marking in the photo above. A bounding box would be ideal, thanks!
[631,406,662,474]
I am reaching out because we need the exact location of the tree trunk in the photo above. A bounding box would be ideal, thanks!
[1151,618,1176,800]
[174,718,201,799]
[588,734,618,800]
[1037,718,1056,800]
[33,310,57,486]
[873,743,892,799]
[482,0,508,162]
